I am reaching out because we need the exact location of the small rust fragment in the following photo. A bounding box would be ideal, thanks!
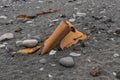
[16,15,36,20]
[17,45,41,54]
[16,9,59,21]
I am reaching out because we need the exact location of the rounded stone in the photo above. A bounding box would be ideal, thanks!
[0,44,6,49]
[115,29,120,35]
[59,57,75,67]
[22,39,38,47]
[0,33,14,41]
[39,58,47,64]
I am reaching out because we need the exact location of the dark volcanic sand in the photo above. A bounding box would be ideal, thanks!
[0,0,120,80]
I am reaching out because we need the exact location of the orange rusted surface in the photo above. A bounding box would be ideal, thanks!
[40,21,72,55]
[60,29,87,50]
[17,45,41,54]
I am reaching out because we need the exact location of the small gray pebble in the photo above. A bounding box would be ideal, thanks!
[39,58,47,64]
[76,12,86,17]
[22,39,38,47]
[0,15,7,19]
[69,52,81,57]
[69,18,76,22]
[0,33,14,41]
[16,41,23,46]
[0,44,6,49]
[59,57,75,67]
[113,53,119,57]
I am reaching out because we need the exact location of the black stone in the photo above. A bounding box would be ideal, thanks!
[14,28,23,32]
[116,71,120,79]
[115,29,120,35]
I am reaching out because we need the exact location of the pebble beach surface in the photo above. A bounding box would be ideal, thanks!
[0,0,120,80]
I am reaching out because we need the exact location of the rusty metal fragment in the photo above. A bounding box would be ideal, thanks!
[17,45,41,54]
[40,21,72,55]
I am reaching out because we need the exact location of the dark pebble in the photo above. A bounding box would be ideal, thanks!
[80,42,86,47]
[115,29,120,35]
[60,14,66,18]
[91,16,103,20]
[102,18,114,24]
[90,65,102,77]
[116,71,120,79]
[14,28,23,32]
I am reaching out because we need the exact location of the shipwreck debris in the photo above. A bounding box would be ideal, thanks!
[16,21,87,55]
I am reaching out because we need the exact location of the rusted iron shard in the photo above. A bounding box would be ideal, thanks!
[40,21,73,55]
[16,15,36,20]
[17,45,41,54]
